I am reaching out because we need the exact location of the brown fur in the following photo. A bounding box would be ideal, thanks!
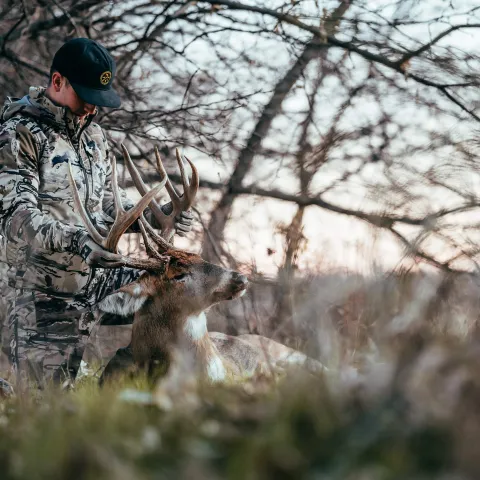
[92,148,324,382]
[99,248,326,382]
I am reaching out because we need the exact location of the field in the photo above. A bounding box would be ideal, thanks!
[2,271,480,479]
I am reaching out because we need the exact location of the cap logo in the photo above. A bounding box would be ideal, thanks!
[100,71,112,85]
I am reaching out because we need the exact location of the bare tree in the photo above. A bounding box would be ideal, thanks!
[1,0,479,275]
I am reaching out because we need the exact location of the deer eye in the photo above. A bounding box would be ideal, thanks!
[173,273,189,281]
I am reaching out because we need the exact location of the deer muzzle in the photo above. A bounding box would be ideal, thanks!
[228,272,248,299]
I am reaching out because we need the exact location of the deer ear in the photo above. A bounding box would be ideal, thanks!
[98,281,149,316]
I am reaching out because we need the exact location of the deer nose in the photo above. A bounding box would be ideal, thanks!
[232,272,248,287]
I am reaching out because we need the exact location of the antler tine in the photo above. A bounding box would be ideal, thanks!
[182,155,199,208]
[123,144,199,246]
[139,214,175,253]
[67,162,105,246]
[174,149,190,209]
[138,216,172,259]
[122,144,168,220]
[157,147,199,211]
[105,154,164,252]
[155,147,181,206]
[122,144,176,245]
[175,148,189,187]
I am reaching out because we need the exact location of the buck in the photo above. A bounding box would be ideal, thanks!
[69,145,325,383]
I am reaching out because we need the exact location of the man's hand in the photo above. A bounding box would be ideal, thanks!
[72,231,124,268]
[174,210,194,237]
[160,201,195,237]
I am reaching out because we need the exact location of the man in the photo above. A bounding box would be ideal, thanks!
[0,38,193,388]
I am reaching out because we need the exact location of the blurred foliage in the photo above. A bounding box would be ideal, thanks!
[2,321,480,479]
[0,374,450,480]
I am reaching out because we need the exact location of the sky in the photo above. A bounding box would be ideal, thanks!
[109,1,480,277]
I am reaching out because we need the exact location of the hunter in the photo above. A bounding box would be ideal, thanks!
[0,38,193,389]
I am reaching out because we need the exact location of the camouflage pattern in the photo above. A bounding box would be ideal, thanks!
[0,86,140,386]
[0,86,135,295]
[7,266,140,387]
[0,260,14,360]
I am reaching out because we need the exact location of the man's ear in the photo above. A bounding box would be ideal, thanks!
[51,72,64,92]
[98,281,149,316]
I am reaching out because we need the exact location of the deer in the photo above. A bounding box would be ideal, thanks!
[68,145,326,385]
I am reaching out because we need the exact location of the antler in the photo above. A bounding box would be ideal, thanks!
[67,156,165,259]
[122,144,199,247]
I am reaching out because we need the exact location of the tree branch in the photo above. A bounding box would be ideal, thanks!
[123,172,477,229]
[202,0,480,121]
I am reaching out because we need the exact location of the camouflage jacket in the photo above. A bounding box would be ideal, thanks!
[0,86,135,296]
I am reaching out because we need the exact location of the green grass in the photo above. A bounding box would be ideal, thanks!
[0,355,472,480]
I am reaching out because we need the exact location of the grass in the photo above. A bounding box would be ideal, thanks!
[0,346,476,480]
[2,271,480,479]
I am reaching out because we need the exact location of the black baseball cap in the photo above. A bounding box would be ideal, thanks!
[52,38,121,108]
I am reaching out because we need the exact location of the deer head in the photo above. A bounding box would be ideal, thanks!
[69,144,248,376]
[99,251,248,321]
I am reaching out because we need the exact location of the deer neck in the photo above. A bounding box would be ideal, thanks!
[133,307,227,382]
[181,311,227,382]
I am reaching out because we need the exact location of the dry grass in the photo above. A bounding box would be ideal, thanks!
[2,270,480,479]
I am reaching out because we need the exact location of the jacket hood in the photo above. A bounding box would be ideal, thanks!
[1,86,95,136]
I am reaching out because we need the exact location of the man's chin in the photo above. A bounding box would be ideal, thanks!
[71,108,94,119]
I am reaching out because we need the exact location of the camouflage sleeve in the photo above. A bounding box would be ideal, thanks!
[0,120,79,254]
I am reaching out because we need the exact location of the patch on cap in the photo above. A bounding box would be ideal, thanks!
[100,71,112,85]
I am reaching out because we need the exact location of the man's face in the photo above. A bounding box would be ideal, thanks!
[53,73,96,119]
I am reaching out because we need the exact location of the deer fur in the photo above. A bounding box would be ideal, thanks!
[98,249,325,382]
[68,144,325,383]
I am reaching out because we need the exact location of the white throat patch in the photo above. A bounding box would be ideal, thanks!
[183,312,208,340]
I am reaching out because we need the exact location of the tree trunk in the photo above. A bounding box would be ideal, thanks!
[202,0,352,263]
[201,40,326,262]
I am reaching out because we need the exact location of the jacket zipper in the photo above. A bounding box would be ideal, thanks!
[65,118,98,288]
